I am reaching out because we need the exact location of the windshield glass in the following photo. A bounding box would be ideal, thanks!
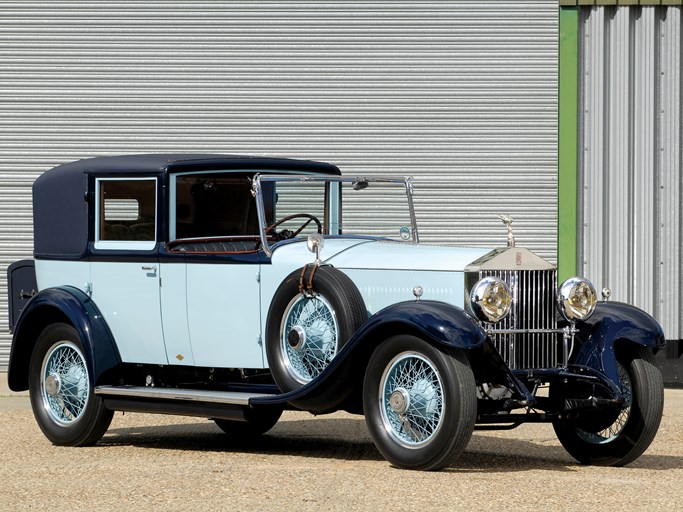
[256,175,417,253]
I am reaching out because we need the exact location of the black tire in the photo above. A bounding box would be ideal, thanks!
[213,407,283,437]
[266,265,367,392]
[553,347,664,466]
[363,335,477,471]
[28,323,113,446]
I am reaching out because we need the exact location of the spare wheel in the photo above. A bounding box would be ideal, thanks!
[265,265,367,393]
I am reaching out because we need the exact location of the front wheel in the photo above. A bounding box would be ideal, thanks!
[363,335,477,471]
[553,347,664,466]
[28,323,113,446]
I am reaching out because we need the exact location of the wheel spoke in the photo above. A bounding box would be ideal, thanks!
[576,362,632,444]
[283,294,338,382]
[381,352,444,447]
[41,342,89,425]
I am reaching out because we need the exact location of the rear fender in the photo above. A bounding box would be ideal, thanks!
[572,301,666,388]
[252,300,487,412]
[7,286,121,391]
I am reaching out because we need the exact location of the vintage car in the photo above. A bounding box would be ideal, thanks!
[7,154,665,470]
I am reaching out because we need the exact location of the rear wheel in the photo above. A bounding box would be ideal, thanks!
[29,323,113,446]
[553,347,664,466]
[363,335,477,471]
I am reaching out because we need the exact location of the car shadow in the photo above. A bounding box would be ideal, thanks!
[102,416,683,472]
[103,416,382,462]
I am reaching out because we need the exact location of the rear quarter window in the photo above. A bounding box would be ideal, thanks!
[95,178,157,250]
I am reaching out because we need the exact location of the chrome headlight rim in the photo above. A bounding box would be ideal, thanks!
[469,276,512,324]
[557,277,597,322]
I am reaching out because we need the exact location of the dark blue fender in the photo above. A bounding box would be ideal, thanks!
[7,286,121,392]
[571,301,666,389]
[351,300,487,350]
[252,300,486,413]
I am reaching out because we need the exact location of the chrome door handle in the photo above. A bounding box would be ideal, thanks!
[141,265,157,272]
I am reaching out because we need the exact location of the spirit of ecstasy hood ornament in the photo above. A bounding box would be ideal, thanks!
[498,215,516,248]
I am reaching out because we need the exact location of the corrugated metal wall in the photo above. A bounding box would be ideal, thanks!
[0,1,559,368]
[579,5,682,339]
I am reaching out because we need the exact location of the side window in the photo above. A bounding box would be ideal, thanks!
[170,173,262,240]
[95,178,157,250]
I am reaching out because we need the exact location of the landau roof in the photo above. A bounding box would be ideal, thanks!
[33,154,341,259]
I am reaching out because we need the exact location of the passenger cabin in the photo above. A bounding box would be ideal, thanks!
[31,154,341,259]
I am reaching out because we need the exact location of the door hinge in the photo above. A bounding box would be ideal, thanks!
[85,282,93,297]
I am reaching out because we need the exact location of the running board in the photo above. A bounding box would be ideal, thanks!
[95,385,275,406]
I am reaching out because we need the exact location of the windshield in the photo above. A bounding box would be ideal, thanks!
[254,175,418,255]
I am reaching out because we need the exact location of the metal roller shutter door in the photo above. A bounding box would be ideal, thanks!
[579,5,682,340]
[0,1,558,368]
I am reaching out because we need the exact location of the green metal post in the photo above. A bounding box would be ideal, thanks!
[558,7,579,281]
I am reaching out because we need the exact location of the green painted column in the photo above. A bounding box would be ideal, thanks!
[558,7,579,281]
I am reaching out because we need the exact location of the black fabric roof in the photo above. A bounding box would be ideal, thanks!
[45,153,341,176]
[33,154,341,259]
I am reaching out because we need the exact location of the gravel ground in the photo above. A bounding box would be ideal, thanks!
[0,390,681,512]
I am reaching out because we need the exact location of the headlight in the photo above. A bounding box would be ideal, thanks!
[469,277,512,323]
[558,277,597,321]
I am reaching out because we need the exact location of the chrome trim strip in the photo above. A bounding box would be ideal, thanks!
[487,329,566,335]
[405,176,419,243]
[95,385,274,406]
[251,175,272,257]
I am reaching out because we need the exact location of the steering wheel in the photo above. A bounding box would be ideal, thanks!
[255,213,322,251]
[265,213,323,241]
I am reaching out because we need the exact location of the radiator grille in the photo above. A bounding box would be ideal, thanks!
[475,269,559,370]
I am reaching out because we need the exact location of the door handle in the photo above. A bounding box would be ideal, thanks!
[141,265,157,273]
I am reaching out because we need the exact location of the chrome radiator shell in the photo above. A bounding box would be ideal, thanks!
[477,269,558,369]
[464,247,560,370]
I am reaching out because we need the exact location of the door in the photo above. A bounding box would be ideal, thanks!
[161,171,265,369]
[185,262,263,368]
[90,177,167,364]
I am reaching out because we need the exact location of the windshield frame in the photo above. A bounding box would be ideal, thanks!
[251,174,419,257]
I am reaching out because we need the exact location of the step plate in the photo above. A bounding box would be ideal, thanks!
[95,385,274,406]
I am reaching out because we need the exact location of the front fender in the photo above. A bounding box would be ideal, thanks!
[8,286,121,391]
[350,300,487,351]
[252,300,486,413]
[572,301,666,388]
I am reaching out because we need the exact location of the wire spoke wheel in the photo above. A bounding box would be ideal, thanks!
[380,352,444,447]
[363,335,476,471]
[553,347,664,466]
[29,323,113,446]
[266,266,367,402]
[281,294,339,383]
[41,341,90,425]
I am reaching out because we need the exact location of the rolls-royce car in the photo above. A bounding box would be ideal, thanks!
[6,154,665,470]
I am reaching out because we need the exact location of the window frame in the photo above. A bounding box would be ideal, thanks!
[94,177,158,251]
[168,170,271,242]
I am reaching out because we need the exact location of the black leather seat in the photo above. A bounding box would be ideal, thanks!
[171,240,259,253]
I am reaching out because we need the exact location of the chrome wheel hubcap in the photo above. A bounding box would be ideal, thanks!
[389,388,410,414]
[287,326,307,350]
[45,373,62,397]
